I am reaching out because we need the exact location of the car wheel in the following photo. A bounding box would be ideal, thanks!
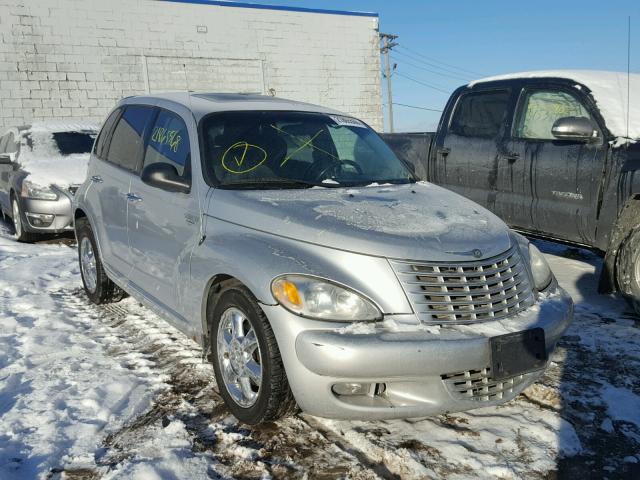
[616,228,640,317]
[11,196,38,243]
[76,217,126,304]
[210,283,297,424]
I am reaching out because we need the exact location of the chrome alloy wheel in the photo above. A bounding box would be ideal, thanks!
[80,236,98,293]
[12,199,22,238]
[217,307,263,407]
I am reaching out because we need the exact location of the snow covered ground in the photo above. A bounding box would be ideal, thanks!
[0,217,639,479]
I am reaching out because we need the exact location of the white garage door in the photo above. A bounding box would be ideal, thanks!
[143,56,265,94]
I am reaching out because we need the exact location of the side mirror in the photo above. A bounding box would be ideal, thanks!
[551,117,597,142]
[0,152,16,164]
[141,163,190,194]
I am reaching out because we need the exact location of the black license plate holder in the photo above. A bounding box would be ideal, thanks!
[490,328,547,381]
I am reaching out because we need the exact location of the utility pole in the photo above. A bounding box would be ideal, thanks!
[380,32,398,132]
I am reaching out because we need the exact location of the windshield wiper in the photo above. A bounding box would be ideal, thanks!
[218,178,327,190]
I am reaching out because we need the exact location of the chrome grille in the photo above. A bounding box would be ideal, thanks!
[441,367,526,402]
[390,246,534,324]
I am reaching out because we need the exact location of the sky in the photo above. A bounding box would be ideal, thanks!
[226,0,639,132]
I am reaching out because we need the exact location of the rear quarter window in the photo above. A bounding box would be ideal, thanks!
[94,108,122,159]
[449,90,510,138]
[106,105,155,172]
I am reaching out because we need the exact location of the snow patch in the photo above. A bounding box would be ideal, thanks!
[601,384,640,428]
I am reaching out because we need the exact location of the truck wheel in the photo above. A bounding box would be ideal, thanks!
[76,217,126,304]
[616,228,640,316]
[209,283,297,424]
[11,195,38,243]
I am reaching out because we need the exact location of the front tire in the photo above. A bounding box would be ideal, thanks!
[209,283,297,424]
[76,217,125,304]
[11,196,38,243]
[616,228,640,316]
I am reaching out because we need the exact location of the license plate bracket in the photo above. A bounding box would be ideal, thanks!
[490,328,547,381]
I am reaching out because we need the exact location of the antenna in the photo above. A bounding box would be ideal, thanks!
[183,62,191,92]
[627,16,631,139]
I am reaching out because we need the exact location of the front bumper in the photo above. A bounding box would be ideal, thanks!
[262,286,573,420]
[18,190,74,233]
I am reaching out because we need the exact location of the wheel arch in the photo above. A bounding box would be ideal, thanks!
[73,207,105,264]
[201,274,248,359]
[599,194,640,293]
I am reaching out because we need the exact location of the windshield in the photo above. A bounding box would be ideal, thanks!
[52,131,96,155]
[200,111,415,189]
[24,131,97,156]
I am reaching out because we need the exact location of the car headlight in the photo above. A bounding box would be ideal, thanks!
[271,275,382,321]
[528,244,553,291]
[21,180,58,201]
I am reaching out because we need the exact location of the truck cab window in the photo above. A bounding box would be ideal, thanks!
[515,90,593,140]
[449,90,510,138]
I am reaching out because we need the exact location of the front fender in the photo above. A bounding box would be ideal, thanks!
[187,217,414,338]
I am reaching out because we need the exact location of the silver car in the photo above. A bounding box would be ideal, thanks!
[0,122,98,241]
[73,93,573,424]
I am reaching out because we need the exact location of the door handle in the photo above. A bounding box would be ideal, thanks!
[90,175,103,183]
[502,152,519,162]
[437,147,451,157]
[126,193,143,202]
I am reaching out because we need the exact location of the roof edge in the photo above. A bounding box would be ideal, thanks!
[158,0,378,17]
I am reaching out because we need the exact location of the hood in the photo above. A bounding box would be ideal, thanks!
[208,181,513,262]
[22,153,90,188]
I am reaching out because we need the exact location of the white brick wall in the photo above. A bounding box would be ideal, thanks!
[0,0,382,130]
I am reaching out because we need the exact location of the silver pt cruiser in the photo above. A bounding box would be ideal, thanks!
[74,93,573,424]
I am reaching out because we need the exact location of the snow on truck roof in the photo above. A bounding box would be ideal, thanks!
[470,70,640,140]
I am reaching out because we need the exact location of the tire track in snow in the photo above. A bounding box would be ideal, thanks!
[51,288,384,479]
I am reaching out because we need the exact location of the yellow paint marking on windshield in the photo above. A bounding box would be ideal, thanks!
[269,124,339,162]
[221,141,268,174]
[279,129,324,167]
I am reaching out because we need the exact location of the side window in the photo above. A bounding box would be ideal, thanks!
[5,133,18,154]
[450,90,510,138]
[0,134,8,153]
[94,108,122,159]
[106,105,155,172]
[515,90,594,140]
[143,109,190,178]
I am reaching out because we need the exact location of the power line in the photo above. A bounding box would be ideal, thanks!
[394,48,477,82]
[394,47,476,80]
[397,45,484,77]
[394,71,452,95]
[391,52,470,83]
[389,102,443,112]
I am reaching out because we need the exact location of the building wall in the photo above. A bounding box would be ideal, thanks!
[0,0,382,130]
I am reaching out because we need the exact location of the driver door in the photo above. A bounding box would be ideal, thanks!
[508,87,606,244]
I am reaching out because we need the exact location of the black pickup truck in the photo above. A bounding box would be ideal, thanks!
[383,70,640,313]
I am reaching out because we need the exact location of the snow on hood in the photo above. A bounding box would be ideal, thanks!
[208,181,512,261]
[16,121,99,188]
[470,70,640,140]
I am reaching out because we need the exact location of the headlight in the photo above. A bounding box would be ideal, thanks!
[271,275,382,321]
[21,181,58,201]
[528,244,553,291]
